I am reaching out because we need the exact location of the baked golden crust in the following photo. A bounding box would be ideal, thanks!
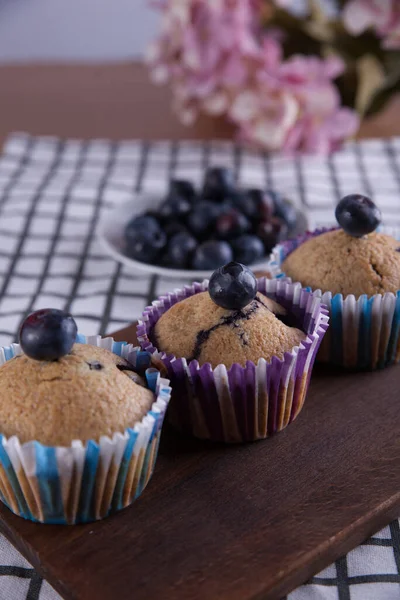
[0,344,154,446]
[282,229,400,298]
[153,291,305,369]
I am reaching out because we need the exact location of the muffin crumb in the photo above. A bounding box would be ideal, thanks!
[282,229,400,297]
[0,344,154,446]
[153,291,305,368]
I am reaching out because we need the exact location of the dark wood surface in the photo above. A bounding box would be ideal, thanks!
[0,323,398,600]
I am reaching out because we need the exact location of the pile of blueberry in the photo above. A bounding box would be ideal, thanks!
[124,166,297,271]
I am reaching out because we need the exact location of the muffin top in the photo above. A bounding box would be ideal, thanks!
[153,290,305,369]
[0,344,155,446]
[282,229,400,298]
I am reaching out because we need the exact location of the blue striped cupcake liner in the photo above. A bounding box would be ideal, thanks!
[137,279,329,443]
[267,227,400,370]
[0,335,171,524]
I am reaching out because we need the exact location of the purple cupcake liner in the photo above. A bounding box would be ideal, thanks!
[137,278,329,443]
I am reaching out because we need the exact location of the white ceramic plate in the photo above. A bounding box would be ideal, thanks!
[97,190,309,280]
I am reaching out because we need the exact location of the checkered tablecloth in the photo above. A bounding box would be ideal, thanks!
[0,133,398,600]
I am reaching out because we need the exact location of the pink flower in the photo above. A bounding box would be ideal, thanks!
[385,26,400,48]
[256,44,359,153]
[277,55,345,86]
[230,88,300,150]
[284,108,360,154]
[147,0,359,154]
[343,0,400,48]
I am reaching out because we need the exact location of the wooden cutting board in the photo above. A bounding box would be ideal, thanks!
[0,323,399,600]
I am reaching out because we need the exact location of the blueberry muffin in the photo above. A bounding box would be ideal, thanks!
[153,289,305,369]
[138,263,329,443]
[0,343,154,446]
[0,309,171,524]
[269,194,400,370]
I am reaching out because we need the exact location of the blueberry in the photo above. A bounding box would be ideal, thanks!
[214,200,239,221]
[203,167,236,201]
[166,232,198,269]
[216,208,251,240]
[268,190,298,231]
[159,195,191,220]
[163,221,190,239]
[258,190,276,222]
[231,235,265,265]
[88,361,103,370]
[257,217,289,252]
[192,241,233,270]
[127,214,161,231]
[335,194,381,237]
[159,254,175,268]
[125,215,161,244]
[169,179,197,202]
[144,210,161,220]
[19,309,77,361]
[187,201,220,238]
[243,189,274,222]
[229,190,258,219]
[208,262,257,310]
[125,228,166,264]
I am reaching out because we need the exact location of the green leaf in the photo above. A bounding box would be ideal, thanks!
[301,0,337,42]
[355,54,385,116]
[365,67,400,116]
[382,50,400,74]
[303,21,334,43]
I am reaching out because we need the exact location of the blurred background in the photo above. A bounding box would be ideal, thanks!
[0,1,158,61]
[0,0,398,146]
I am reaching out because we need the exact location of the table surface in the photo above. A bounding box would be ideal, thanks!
[0,61,399,600]
[0,61,400,147]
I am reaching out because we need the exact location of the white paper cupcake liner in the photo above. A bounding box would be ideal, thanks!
[0,335,171,524]
[267,227,400,369]
[137,279,329,443]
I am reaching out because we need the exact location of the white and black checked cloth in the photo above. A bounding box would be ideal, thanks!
[0,133,398,600]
